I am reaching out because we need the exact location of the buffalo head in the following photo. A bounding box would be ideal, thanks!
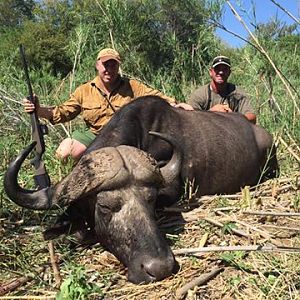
[4,132,182,283]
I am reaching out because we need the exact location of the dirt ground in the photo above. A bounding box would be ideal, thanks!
[1,173,300,299]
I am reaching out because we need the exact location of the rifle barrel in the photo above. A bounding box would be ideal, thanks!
[19,45,34,102]
[19,44,50,189]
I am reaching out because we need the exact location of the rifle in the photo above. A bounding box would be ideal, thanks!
[19,44,51,189]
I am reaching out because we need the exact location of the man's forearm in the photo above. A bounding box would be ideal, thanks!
[37,106,54,120]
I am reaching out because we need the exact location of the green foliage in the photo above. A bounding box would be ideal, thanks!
[229,275,241,286]
[56,266,103,300]
[293,193,300,211]
[0,0,221,93]
[20,20,72,76]
[220,251,252,272]
[0,0,35,28]
[222,222,237,234]
[254,19,297,43]
[226,21,300,154]
[0,0,76,77]
[216,196,230,208]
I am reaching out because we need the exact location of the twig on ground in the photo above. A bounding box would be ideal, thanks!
[215,211,273,240]
[190,179,297,204]
[261,224,300,232]
[243,211,300,217]
[0,267,45,296]
[173,245,300,256]
[48,241,62,287]
[175,267,224,300]
[252,183,297,198]
[203,217,250,238]
[0,296,55,299]
[213,207,239,212]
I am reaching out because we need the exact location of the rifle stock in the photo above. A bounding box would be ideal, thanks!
[19,44,50,189]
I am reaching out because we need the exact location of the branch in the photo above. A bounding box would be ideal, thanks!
[175,267,224,300]
[215,210,273,240]
[226,0,300,114]
[0,267,45,296]
[278,136,300,164]
[48,241,62,287]
[207,19,260,51]
[243,210,300,217]
[269,0,300,25]
[203,217,250,238]
[262,224,300,232]
[173,244,300,256]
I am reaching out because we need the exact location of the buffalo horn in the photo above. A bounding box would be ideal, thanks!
[4,141,54,210]
[148,131,182,185]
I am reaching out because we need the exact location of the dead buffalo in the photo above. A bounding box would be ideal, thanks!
[4,96,278,283]
[86,96,278,204]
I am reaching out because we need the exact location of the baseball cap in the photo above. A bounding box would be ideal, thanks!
[97,48,121,63]
[211,56,231,68]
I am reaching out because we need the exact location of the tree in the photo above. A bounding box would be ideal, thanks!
[253,18,297,43]
[0,0,224,93]
[0,0,35,28]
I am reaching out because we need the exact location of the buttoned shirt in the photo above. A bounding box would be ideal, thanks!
[51,76,175,134]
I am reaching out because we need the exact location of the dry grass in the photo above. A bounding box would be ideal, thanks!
[1,172,300,299]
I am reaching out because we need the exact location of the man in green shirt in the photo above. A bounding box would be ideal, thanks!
[187,56,256,124]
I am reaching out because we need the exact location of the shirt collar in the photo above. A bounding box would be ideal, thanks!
[91,75,123,89]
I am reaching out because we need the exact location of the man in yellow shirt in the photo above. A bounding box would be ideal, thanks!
[23,48,176,160]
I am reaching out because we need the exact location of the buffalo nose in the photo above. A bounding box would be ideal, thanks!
[128,253,179,284]
[142,257,175,281]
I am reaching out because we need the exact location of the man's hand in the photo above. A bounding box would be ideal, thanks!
[172,102,194,111]
[210,103,232,113]
[23,95,40,113]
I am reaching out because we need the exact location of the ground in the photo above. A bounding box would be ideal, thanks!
[1,172,300,299]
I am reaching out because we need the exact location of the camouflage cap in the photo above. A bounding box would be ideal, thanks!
[97,48,121,63]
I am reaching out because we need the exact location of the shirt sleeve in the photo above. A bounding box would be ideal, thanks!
[187,85,209,110]
[51,88,82,124]
[132,80,176,104]
[235,88,255,115]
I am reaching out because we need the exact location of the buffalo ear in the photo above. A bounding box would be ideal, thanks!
[148,131,182,184]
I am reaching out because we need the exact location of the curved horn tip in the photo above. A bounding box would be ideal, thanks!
[149,131,177,148]
[148,131,182,184]
[149,131,169,142]
[4,141,39,206]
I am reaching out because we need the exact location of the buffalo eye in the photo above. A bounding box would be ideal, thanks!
[98,204,112,215]
[139,188,157,205]
[96,195,122,215]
